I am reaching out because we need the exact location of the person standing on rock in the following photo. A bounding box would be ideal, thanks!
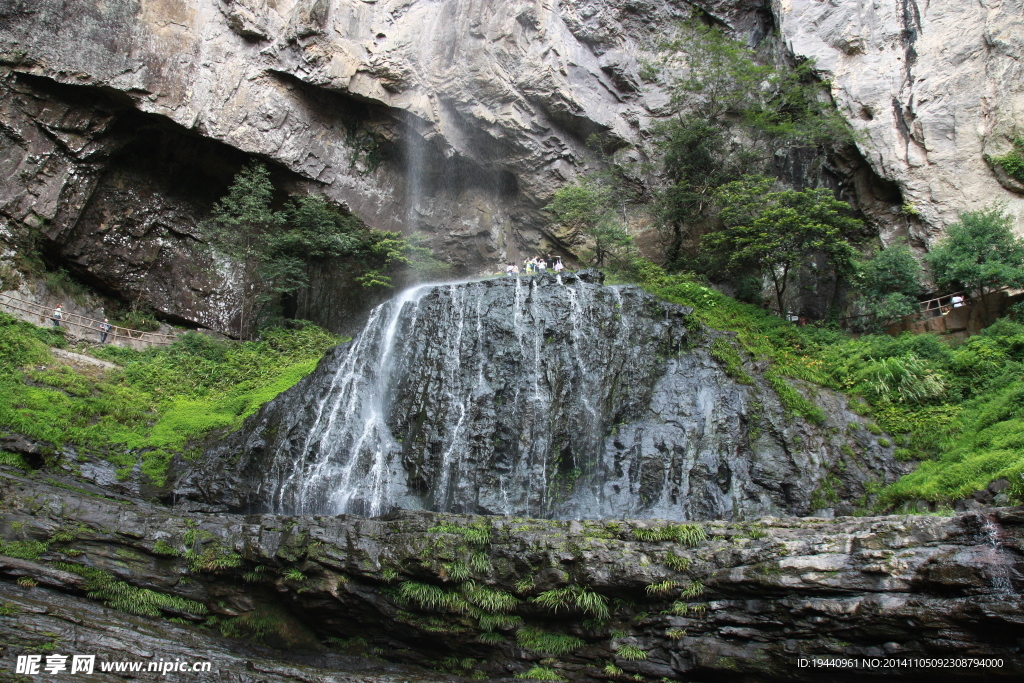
[506,263,515,276]
[52,304,63,329]
[99,318,111,344]
[554,258,564,273]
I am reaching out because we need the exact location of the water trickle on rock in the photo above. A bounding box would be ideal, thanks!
[184,271,905,521]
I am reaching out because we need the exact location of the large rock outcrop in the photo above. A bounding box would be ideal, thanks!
[4,0,1019,329]
[2,0,1022,329]
[179,272,904,520]
[2,469,1023,681]
[776,0,1024,247]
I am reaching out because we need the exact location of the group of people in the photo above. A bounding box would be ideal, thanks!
[505,254,564,276]
[51,304,113,343]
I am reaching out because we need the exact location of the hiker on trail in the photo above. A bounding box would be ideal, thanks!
[52,304,62,328]
[99,318,111,343]
[506,263,515,276]
[951,294,965,308]
[554,258,564,273]
[510,263,520,276]
[537,258,547,273]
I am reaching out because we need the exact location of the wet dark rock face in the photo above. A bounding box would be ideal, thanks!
[180,272,904,521]
[2,472,1024,682]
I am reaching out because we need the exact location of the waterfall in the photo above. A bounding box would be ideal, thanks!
[256,272,684,517]
[189,269,906,522]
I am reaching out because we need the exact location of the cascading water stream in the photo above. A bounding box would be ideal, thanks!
[192,269,902,522]
[258,273,646,517]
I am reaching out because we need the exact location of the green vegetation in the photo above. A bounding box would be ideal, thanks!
[614,644,648,661]
[645,579,678,596]
[630,522,706,545]
[709,337,753,384]
[927,207,1024,319]
[398,581,469,613]
[857,241,923,328]
[0,539,48,560]
[532,585,610,619]
[988,136,1024,183]
[632,260,1024,507]
[706,176,862,315]
[516,627,584,656]
[515,666,566,681]
[204,162,442,339]
[547,176,634,268]
[0,312,338,485]
[52,562,207,618]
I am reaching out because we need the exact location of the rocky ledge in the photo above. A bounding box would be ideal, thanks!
[2,468,1023,681]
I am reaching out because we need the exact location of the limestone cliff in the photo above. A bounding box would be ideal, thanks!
[1,0,1022,332]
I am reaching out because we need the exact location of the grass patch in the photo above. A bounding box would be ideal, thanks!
[634,265,1024,509]
[0,314,339,485]
[532,585,610,619]
[51,562,206,618]
[516,627,584,656]
[709,336,754,384]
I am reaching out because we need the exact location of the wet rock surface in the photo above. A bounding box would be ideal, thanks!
[2,470,1024,681]
[180,274,904,520]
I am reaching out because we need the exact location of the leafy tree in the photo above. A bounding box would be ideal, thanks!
[547,179,633,267]
[705,176,862,315]
[205,162,286,339]
[858,241,923,327]
[650,18,852,270]
[205,163,436,338]
[927,206,1024,317]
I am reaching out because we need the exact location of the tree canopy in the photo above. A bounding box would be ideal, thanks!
[546,177,633,268]
[205,162,434,338]
[927,207,1024,312]
[704,176,863,315]
[856,241,923,329]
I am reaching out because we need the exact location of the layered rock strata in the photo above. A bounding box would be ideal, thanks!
[2,470,1023,681]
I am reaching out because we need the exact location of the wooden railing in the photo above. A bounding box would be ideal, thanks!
[840,287,1008,329]
[0,293,175,346]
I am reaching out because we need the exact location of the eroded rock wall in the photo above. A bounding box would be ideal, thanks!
[3,0,1022,330]
[776,0,1024,246]
[2,470,1023,681]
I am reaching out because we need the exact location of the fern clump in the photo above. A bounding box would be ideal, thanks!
[679,580,705,599]
[631,523,706,546]
[443,560,471,582]
[462,582,519,613]
[614,644,648,661]
[473,609,523,631]
[645,579,678,596]
[397,581,469,613]
[52,562,206,618]
[516,627,584,656]
[663,551,691,571]
[515,666,565,681]
[428,520,492,546]
[532,585,610,619]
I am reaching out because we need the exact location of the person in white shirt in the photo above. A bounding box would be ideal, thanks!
[951,295,964,308]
